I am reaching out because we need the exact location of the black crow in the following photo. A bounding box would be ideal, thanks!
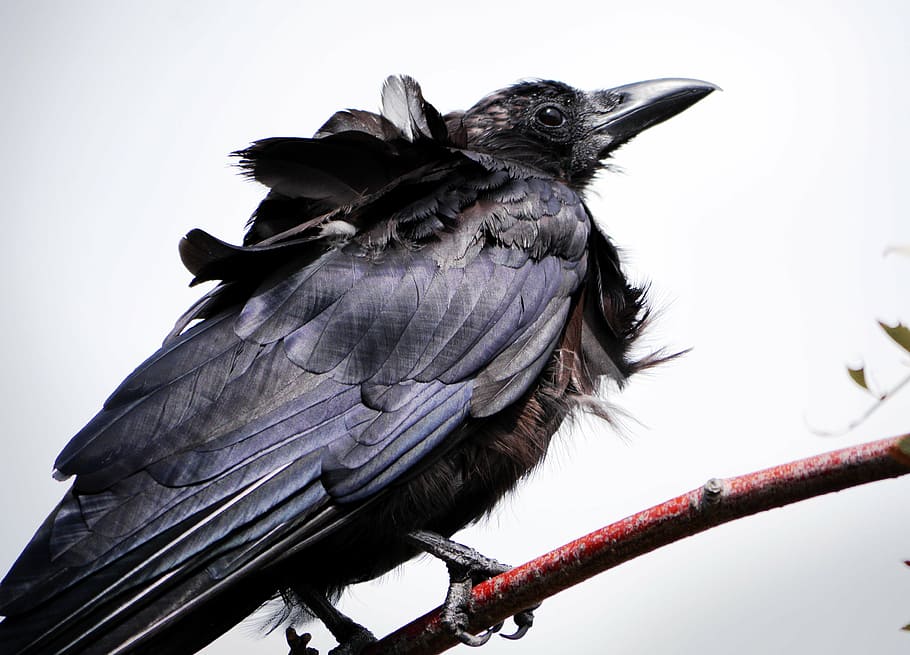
[0,75,715,654]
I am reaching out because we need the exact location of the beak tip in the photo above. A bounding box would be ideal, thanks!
[591,77,719,154]
[649,77,721,97]
[694,79,722,94]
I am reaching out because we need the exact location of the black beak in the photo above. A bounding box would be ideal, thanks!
[591,78,718,155]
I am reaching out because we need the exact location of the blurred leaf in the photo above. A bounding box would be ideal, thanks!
[847,366,870,391]
[900,438,910,459]
[892,439,910,467]
[897,436,910,464]
[878,322,910,354]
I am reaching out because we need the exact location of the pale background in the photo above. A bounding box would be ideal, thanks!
[1,1,909,653]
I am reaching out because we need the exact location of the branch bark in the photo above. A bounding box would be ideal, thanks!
[363,434,910,655]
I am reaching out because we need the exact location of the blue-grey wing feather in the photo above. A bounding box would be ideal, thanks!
[0,150,592,654]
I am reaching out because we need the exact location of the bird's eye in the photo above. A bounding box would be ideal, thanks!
[535,105,566,128]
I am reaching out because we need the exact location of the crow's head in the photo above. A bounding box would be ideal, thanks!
[456,78,717,189]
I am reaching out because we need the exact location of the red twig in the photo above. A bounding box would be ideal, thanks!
[363,434,910,655]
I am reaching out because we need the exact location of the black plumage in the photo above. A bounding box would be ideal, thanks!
[0,75,714,654]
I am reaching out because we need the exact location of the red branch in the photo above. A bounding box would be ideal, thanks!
[363,434,910,655]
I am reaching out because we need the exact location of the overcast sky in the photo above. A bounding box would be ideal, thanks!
[1,1,909,654]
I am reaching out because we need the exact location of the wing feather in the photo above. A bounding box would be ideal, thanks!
[0,141,593,654]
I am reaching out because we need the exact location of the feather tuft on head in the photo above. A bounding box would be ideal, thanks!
[380,75,447,142]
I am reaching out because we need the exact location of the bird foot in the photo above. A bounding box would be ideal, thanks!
[440,574,499,646]
[285,624,376,655]
[407,530,540,645]
[286,628,319,655]
[327,624,376,655]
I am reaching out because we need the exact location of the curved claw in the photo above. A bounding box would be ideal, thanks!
[455,627,494,647]
[454,620,505,647]
[500,608,536,641]
[500,622,531,641]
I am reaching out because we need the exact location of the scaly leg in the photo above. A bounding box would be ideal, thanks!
[407,530,540,646]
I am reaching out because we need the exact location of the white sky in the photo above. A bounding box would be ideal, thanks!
[1,1,909,654]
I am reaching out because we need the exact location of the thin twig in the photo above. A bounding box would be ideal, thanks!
[813,370,910,436]
[846,371,910,432]
[363,434,910,655]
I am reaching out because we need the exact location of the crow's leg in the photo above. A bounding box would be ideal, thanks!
[287,586,376,655]
[407,530,540,646]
